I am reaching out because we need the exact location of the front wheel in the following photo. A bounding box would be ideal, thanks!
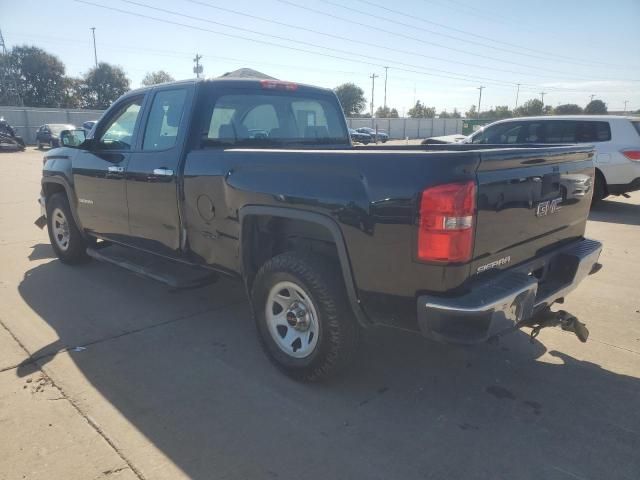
[251,252,360,381]
[46,193,91,264]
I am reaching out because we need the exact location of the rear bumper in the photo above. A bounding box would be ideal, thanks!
[416,238,602,344]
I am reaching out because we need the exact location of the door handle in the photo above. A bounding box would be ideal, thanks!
[153,168,174,176]
[107,166,124,174]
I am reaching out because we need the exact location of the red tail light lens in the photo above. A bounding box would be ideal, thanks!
[260,80,298,91]
[418,181,476,263]
[621,149,640,161]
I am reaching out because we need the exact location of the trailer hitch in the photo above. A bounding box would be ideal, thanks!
[488,308,589,344]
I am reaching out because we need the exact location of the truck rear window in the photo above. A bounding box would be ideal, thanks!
[202,92,349,147]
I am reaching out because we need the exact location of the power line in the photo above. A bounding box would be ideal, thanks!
[352,0,636,70]
[285,0,624,79]
[72,1,638,96]
[74,0,525,89]
[154,0,604,83]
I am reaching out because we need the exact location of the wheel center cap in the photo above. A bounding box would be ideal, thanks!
[286,302,310,331]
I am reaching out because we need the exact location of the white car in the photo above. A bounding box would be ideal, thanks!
[463,115,640,201]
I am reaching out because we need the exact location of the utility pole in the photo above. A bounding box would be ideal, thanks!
[589,94,595,103]
[624,100,629,112]
[539,91,546,106]
[477,86,484,119]
[383,66,389,111]
[193,54,203,78]
[0,29,23,106]
[370,73,378,118]
[515,83,521,109]
[90,27,98,68]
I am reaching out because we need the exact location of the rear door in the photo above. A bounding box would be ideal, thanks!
[124,85,193,255]
[73,94,145,241]
[472,146,594,274]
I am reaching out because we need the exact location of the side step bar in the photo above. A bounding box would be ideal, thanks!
[86,245,218,289]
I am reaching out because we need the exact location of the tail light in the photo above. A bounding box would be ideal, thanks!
[621,149,640,161]
[418,181,476,263]
[260,80,298,91]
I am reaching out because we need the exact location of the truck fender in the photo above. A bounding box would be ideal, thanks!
[238,206,371,327]
[41,175,86,235]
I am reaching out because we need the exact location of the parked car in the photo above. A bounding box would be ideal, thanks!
[0,117,25,151]
[422,134,467,144]
[423,116,640,201]
[82,120,98,134]
[356,127,388,143]
[349,128,371,144]
[37,78,601,381]
[36,124,76,149]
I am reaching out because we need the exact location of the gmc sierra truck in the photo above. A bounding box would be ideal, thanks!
[37,78,602,381]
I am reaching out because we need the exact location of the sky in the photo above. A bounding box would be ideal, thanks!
[2,0,639,115]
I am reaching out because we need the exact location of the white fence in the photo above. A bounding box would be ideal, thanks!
[0,107,103,144]
[347,117,463,139]
[0,106,463,144]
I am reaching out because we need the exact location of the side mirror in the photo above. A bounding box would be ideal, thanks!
[60,129,87,147]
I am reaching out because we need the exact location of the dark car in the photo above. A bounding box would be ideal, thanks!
[349,128,371,144]
[37,78,601,381]
[82,120,98,134]
[356,127,388,142]
[36,124,76,149]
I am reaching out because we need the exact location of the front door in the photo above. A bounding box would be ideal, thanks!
[125,86,191,255]
[73,95,145,241]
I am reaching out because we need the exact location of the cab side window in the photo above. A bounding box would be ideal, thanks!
[142,89,188,151]
[98,96,144,150]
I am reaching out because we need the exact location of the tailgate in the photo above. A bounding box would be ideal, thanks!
[471,146,595,275]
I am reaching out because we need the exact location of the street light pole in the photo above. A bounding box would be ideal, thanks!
[477,86,484,119]
[624,100,629,112]
[90,27,98,68]
[515,83,521,109]
[540,91,546,106]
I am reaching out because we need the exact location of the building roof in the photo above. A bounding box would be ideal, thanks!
[217,68,276,80]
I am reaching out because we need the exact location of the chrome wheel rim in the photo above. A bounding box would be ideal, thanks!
[51,207,70,251]
[265,281,320,358]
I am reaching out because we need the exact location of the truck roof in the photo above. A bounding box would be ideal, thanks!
[125,78,334,96]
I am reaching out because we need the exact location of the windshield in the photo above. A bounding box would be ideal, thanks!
[202,90,349,148]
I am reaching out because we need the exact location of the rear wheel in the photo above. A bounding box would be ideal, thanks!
[251,251,360,381]
[46,193,90,264]
[592,171,607,205]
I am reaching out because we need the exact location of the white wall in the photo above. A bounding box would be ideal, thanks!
[347,117,463,139]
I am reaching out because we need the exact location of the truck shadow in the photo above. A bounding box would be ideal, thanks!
[14,258,640,480]
[589,198,640,226]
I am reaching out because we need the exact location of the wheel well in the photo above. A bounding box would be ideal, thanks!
[595,168,608,195]
[42,182,66,199]
[242,215,339,290]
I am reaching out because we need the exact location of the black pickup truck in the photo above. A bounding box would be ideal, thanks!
[37,78,602,381]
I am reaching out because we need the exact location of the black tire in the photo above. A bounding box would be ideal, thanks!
[46,193,90,264]
[37,140,43,150]
[251,251,360,382]
[592,171,607,205]
[381,138,387,143]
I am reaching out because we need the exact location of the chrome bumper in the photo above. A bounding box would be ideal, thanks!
[416,238,602,344]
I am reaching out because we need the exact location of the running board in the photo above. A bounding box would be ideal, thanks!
[86,245,218,289]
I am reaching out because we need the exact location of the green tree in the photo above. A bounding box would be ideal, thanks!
[479,105,512,120]
[465,105,477,118]
[407,100,435,118]
[554,103,583,115]
[141,70,175,86]
[3,45,67,107]
[334,83,366,116]
[375,106,399,118]
[83,63,130,109]
[439,110,451,118]
[514,99,544,117]
[585,99,607,114]
[61,77,85,109]
[543,105,553,115]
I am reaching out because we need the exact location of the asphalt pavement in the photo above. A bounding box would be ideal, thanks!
[1,148,638,480]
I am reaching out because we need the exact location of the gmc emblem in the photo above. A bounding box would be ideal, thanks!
[536,197,562,217]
